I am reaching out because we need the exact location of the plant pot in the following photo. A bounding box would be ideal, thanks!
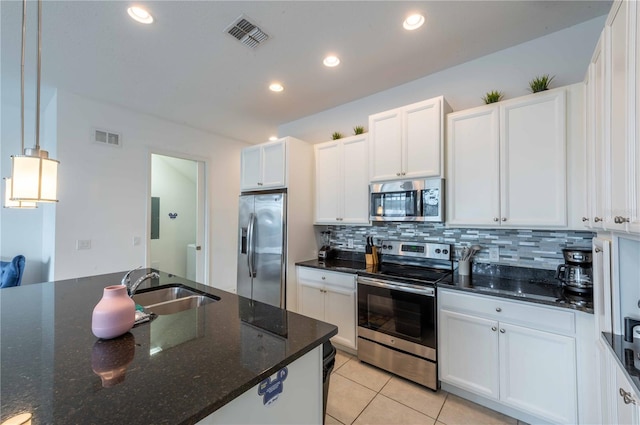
[92,285,135,339]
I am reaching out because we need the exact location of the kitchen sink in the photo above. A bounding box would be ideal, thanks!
[132,285,219,315]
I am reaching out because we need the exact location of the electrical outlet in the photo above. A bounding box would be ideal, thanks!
[76,239,91,250]
[347,238,354,249]
[489,246,500,261]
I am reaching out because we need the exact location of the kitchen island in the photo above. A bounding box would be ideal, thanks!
[0,270,337,424]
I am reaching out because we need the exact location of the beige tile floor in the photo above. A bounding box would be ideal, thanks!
[326,350,529,425]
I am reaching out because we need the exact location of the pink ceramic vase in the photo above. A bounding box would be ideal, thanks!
[92,285,135,339]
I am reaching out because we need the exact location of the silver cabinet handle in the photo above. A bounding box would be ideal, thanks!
[582,217,589,222]
[615,216,621,224]
[500,329,506,333]
[257,182,263,186]
[321,276,326,280]
[595,248,602,253]
[396,172,401,176]
[496,307,502,312]
[620,388,637,405]
[615,216,630,224]
[493,217,499,222]
[491,326,497,331]
[401,172,406,176]
[501,217,507,222]
[594,217,602,222]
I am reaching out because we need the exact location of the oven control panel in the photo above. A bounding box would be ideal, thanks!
[379,240,451,260]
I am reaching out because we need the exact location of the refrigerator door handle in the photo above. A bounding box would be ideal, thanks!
[247,212,256,278]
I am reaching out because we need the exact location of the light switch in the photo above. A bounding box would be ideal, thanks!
[76,240,91,250]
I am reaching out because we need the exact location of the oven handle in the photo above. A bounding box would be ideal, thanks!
[357,276,435,297]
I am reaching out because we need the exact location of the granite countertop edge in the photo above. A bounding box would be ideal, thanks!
[602,332,640,397]
[296,259,594,314]
[0,271,338,425]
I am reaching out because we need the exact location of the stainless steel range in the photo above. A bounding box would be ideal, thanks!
[357,240,453,390]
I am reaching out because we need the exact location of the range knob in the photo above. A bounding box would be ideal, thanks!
[435,249,441,254]
[387,245,393,250]
[443,249,449,255]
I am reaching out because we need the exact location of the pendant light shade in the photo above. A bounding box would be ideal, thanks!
[3,178,37,208]
[11,149,59,203]
[5,0,60,206]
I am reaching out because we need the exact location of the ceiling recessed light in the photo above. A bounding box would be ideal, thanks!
[269,136,278,141]
[127,6,154,24]
[403,14,424,30]
[323,55,340,67]
[269,83,284,92]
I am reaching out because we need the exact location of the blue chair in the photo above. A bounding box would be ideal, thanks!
[0,255,25,288]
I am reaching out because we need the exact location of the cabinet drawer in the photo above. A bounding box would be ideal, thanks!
[297,266,356,290]
[438,289,575,335]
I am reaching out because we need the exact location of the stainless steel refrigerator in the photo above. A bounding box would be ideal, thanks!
[237,191,287,308]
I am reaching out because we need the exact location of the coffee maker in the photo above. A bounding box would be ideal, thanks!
[556,247,593,293]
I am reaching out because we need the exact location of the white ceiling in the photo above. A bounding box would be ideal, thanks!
[0,1,611,144]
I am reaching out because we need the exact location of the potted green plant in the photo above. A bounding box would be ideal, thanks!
[331,131,343,140]
[482,91,503,104]
[528,74,555,93]
[353,125,365,135]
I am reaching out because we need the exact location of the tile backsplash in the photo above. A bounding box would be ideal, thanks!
[319,223,595,270]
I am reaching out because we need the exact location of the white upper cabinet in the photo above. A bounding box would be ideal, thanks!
[585,32,607,230]
[447,106,501,226]
[315,134,369,225]
[586,0,640,234]
[240,139,286,191]
[447,89,567,228]
[369,96,448,182]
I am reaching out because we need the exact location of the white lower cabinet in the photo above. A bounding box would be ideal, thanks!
[297,267,356,350]
[439,289,578,424]
[613,357,640,425]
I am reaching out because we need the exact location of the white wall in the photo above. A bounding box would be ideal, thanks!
[53,90,247,289]
[150,154,197,278]
[278,17,606,143]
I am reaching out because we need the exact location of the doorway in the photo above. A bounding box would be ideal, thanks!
[149,153,206,283]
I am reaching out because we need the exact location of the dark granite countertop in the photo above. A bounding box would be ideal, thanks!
[602,332,640,395]
[0,270,337,425]
[296,258,593,314]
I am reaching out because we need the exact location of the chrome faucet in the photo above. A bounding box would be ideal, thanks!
[121,267,160,296]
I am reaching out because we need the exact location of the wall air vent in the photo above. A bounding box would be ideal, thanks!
[225,15,269,49]
[93,128,122,147]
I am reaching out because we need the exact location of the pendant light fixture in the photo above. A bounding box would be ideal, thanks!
[9,0,59,204]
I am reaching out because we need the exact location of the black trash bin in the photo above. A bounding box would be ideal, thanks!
[322,341,336,421]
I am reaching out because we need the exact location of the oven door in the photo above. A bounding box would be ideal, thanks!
[357,276,436,361]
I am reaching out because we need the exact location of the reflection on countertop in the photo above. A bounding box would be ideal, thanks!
[602,332,640,395]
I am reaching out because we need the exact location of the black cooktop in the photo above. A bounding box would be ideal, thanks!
[360,262,453,285]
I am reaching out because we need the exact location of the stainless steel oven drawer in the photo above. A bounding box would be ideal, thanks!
[357,337,437,390]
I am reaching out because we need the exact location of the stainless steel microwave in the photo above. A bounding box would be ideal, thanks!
[369,178,445,222]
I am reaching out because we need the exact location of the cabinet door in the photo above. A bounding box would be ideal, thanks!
[341,135,369,224]
[369,109,402,181]
[446,106,501,226]
[500,90,567,227]
[630,0,640,234]
[240,146,262,190]
[298,282,325,322]
[261,140,286,189]
[498,322,577,424]
[591,33,607,229]
[324,285,356,350]
[613,359,640,425]
[403,98,442,178]
[314,141,341,224]
[606,0,630,230]
[439,309,500,399]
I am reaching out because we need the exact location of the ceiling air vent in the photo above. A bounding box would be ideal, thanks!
[225,15,269,49]
[93,128,122,147]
